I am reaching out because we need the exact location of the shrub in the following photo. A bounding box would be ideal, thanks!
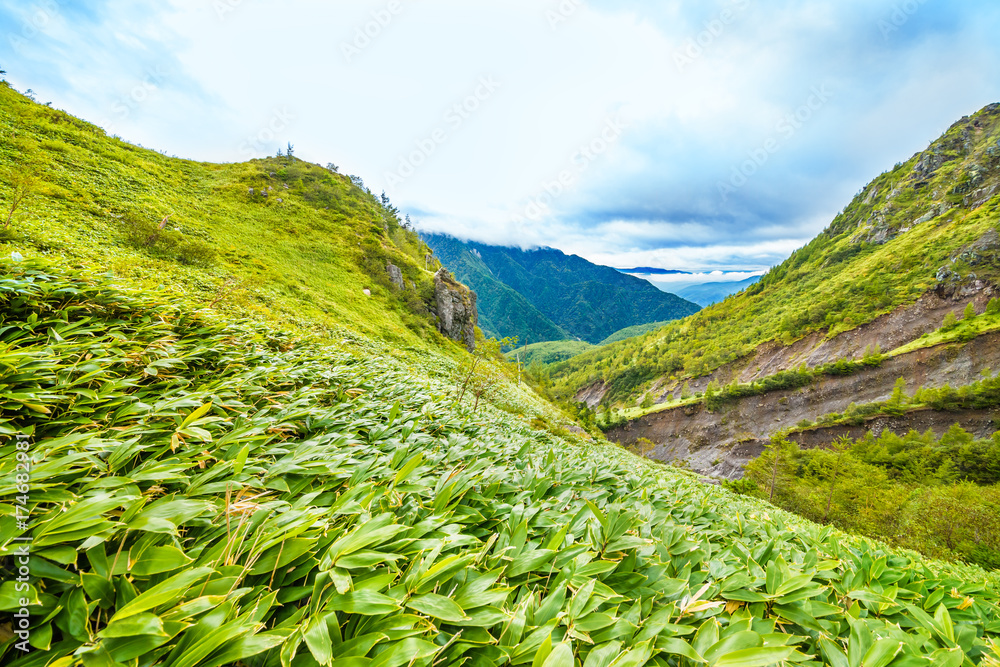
[942,311,959,331]
[176,238,217,266]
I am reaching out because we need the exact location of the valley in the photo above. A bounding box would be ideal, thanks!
[2,72,1000,667]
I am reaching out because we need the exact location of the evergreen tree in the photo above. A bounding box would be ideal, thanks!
[884,377,908,416]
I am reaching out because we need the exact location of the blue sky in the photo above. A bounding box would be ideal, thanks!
[2,0,999,272]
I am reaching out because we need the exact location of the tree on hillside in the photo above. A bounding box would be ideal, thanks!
[455,336,518,412]
[2,164,39,229]
[745,433,797,503]
[823,437,853,523]
[884,378,909,416]
[964,302,977,320]
[325,162,339,173]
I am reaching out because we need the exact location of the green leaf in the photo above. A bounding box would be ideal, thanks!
[705,632,763,665]
[0,581,40,611]
[200,631,288,667]
[233,443,249,474]
[657,637,706,663]
[369,637,439,667]
[179,402,213,429]
[927,648,964,667]
[109,567,213,622]
[585,500,607,528]
[327,590,400,616]
[129,545,194,576]
[583,642,623,667]
[393,452,424,486]
[934,604,955,643]
[713,646,798,667]
[103,620,187,662]
[304,615,333,666]
[407,593,467,622]
[861,639,903,667]
[543,642,575,667]
[99,612,167,638]
[818,637,849,667]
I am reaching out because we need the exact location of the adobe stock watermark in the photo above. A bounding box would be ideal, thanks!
[513,116,628,223]
[717,84,833,203]
[99,67,168,137]
[384,76,501,190]
[6,0,60,53]
[674,0,752,72]
[239,108,295,160]
[214,0,253,20]
[342,1,404,63]
[878,0,930,40]
[10,432,35,654]
[547,0,584,30]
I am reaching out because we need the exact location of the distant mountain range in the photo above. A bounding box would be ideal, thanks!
[422,234,701,344]
[617,267,691,275]
[676,276,762,307]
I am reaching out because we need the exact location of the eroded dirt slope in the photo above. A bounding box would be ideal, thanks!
[605,285,1000,479]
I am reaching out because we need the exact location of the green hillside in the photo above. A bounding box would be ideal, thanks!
[506,340,596,367]
[424,234,700,344]
[599,321,674,346]
[0,83,450,353]
[548,103,1000,406]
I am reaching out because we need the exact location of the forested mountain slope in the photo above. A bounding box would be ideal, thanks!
[424,233,700,344]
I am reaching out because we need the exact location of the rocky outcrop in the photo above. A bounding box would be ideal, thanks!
[434,269,478,352]
[386,262,404,290]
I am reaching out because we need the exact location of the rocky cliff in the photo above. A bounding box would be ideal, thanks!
[434,268,478,352]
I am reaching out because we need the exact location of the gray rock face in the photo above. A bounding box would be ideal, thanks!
[386,262,404,290]
[433,269,478,352]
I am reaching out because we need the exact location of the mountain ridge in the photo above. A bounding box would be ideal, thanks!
[423,233,701,344]
[545,101,1000,408]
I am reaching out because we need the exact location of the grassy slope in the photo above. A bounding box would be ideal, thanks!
[599,321,673,346]
[505,340,596,366]
[505,322,702,368]
[424,234,701,345]
[549,103,1000,407]
[1,261,998,667]
[0,83,451,353]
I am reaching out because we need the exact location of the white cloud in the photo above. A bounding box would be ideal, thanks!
[2,0,999,271]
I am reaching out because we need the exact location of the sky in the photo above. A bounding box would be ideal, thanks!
[2,0,1000,273]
